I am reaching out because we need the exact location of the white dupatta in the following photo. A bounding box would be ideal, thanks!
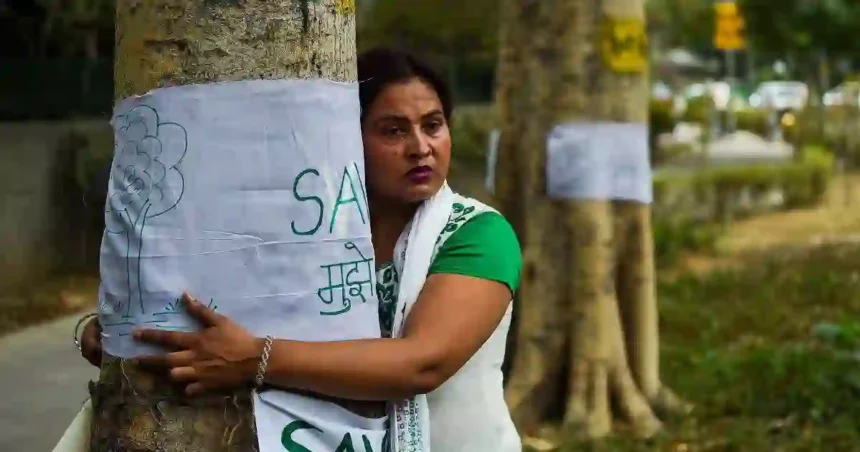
[388,183,455,452]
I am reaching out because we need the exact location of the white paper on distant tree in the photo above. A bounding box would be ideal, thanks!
[485,129,500,194]
[99,79,381,359]
[546,122,652,203]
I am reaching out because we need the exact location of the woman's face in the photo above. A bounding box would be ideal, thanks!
[361,77,451,205]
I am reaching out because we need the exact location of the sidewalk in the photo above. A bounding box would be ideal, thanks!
[0,314,97,452]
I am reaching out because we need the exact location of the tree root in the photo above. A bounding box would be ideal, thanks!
[649,385,694,418]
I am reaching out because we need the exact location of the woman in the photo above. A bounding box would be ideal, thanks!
[80,47,522,451]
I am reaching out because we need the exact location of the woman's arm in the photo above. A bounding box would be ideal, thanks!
[79,316,103,367]
[134,213,521,399]
[263,273,511,400]
[134,275,511,400]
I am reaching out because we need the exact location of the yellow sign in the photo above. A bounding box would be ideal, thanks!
[714,1,745,50]
[715,1,738,16]
[335,0,355,15]
[600,17,648,74]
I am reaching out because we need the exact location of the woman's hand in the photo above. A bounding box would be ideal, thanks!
[80,317,103,367]
[133,293,264,396]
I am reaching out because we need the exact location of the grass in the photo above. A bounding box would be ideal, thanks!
[658,245,860,451]
[551,244,860,452]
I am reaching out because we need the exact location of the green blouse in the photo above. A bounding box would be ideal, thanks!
[376,210,522,338]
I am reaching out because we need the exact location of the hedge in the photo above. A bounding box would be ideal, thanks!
[653,147,834,224]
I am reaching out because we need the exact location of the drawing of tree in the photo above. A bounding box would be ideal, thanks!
[106,104,187,318]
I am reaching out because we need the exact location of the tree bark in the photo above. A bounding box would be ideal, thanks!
[496,0,690,444]
[94,2,359,451]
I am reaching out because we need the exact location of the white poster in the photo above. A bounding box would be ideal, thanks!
[100,79,380,358]
[255,391,387,452]
[99,79,386,451]
[546,122,652,203]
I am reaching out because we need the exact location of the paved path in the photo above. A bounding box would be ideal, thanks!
[0,314,97,452]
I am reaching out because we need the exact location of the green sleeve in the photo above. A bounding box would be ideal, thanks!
[428,212,522,294]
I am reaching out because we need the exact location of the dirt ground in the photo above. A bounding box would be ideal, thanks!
[680,173,860,275]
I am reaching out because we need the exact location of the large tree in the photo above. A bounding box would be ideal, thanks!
[96,1,357,450]
[495,0,690,442]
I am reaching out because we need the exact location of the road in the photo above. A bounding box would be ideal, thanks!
[0,314,97,452]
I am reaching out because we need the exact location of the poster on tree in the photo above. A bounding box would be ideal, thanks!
[99,79,381,358]
[545,121,653,203]
[100,79,386,451]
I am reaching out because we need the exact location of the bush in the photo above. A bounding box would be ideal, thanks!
[735,107,770,137]
[652,245,860,449]
[681,94,715,126]
[654,146,834,224]
[648,98,676,164]
[653,216,721,267]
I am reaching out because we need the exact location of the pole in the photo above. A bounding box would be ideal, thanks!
[726,49,736,133]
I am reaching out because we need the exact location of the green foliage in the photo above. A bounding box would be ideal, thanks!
[734,108,770,137]
[680,95,714,127]
[648,0,860,80]
[812,320,860,351]
[357,0,499,102]
[548,245,860,451]
[740,0,860,61]
[652,216,721,267]
[652,148,831,265]
[358,0,498,58]
[655,147,833,220]
[655,142,695,165]
[646,0,715,56]
[660,245,860,445]
[648,99,676,165]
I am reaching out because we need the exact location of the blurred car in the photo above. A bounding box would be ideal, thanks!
[748,81,808,113]
[823,82,860,107]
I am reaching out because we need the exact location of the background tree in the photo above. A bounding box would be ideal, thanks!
[97,1,358,449]
[645,0,860,82]
[741,0,860,61]
[646,0,714,56]
[495,0,690,442]
[358,0,499,102]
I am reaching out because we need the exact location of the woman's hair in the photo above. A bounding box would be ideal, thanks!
[357,47,453,124]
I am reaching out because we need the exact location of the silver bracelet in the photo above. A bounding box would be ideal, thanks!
[73,312,99,352]
[255,335,275,387]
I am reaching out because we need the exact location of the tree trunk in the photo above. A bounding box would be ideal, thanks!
[496,0,690,444]
[93,2,358,451]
